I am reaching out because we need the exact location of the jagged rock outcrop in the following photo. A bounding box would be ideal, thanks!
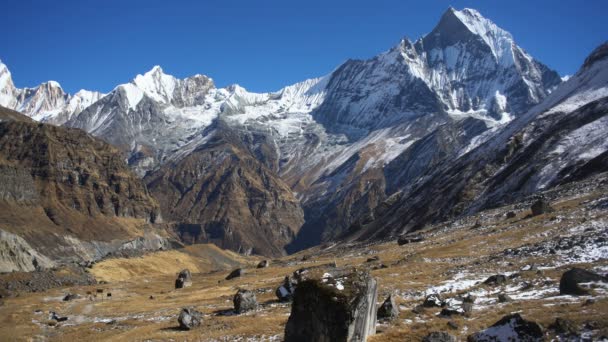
[0,106,161,267]
[233,289,257,314]
[175,269,193,289]
[559,268,608,295]
[177,307,203,330]
[284,268,377,342]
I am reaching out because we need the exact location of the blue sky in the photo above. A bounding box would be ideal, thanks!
[1,0,606,94]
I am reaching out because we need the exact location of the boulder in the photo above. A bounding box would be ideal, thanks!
[423,293,444,307]
[484,274,508,286]
[549,318,579,336]
[257,260,270,268]
[50,311,68,322]
[377,294,399,321]
[505,211,516,219]
[559,268,607,295]
[284,268,377,342]
[62,293,80,301]
[423,332,457,342]
[233,289,257,314]
[175,269,192,289]
[498,293,513,303]
[276,276,296,302]
[177,307,202,330]
[397,234,424,246]
[531,198,553,216]
[366,256,380,263]
[226,268,245,280]
[467,313,544,342]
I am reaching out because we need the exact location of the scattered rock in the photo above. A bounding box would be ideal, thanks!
[397,234,424,246]
[506,211,516,219]
[549,318,579,336]
[498,293,513,303]
[484,274,508,286]
[366,256,380,263]
[377,294,399,321]
[439,307,462,317]
[423,293,444,307]
[447,321,459,330]
[276,276,296,302]
[257,260,269,268]
[468,313,544,342]
[531,198,553,216]
[177,307,202,330]
[175,269,192,289]
[284,268,377,342]
[559,268,607,295]
[423,331,457,342]
[233,289,257,314]
[412,305,425,315]
[149,295,155,300]
[62,293,79,301]
[226,268,245,280]
[50,311,68,322]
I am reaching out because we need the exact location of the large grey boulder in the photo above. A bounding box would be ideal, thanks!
[175,269,192,289]
[468,313,544,341]
[177,307,202,330]
[559,268,607,295]
[233,289,257,314]
[284,268,377,342]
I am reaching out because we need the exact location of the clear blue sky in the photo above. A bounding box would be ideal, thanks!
[1,0,606,94]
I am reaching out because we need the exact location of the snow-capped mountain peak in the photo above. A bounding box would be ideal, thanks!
[450,8,515,65]
[133,65,178,104]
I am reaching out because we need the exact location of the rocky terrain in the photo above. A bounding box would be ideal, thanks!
[0,171,605,341]
[0,8,576,258]
[0,6,606,341]
[0,106,167,270]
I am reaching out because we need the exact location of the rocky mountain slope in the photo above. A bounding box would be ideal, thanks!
[350,42,608,242]
[0,106,165,271]
[0,8,587,257]
[145,128,304,257]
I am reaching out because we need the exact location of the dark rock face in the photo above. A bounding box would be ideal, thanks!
[226,268,245,280]
[484,274,508,286]
[468,313,544,342]
[531,198,553,216]
[559,268,607,295]
[423,332,457,342]
[257,260,269,268]
[177,307,202,330]
[506,211,516,219]
[377,295,399,321]
[175,269,192,289]
[284,269,377,342]
[233,289,257,314]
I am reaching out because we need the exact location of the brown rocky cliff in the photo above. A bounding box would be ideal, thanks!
[0,106,161,264]
[145,133,304,257]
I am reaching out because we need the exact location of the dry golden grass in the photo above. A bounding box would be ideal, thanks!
[0,189,607,341]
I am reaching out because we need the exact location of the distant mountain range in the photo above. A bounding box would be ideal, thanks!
[0,7,606,265]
